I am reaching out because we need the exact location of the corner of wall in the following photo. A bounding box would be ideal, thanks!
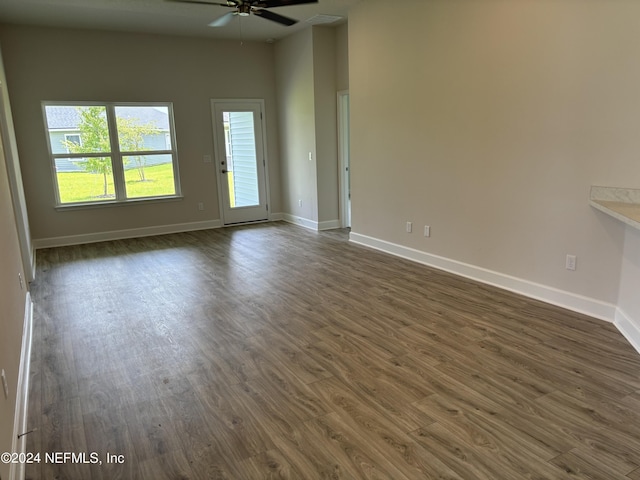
[615,226,640,355]
[615,307,640,355]
[9,293,33,480]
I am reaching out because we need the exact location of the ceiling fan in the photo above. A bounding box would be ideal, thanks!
[168,0,319,27]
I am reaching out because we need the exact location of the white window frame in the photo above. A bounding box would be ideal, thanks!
[63,133,82,153]
[42,101,182,207]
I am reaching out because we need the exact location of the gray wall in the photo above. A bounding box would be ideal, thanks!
[0,24,282,241]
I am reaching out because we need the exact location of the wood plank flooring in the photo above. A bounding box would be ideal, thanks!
[25,222,640,479]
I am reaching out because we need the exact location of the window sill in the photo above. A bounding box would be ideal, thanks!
[54,195,184,211]
[590,186,640,231]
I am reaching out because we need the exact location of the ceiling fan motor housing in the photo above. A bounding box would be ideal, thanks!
[169,0,319,27]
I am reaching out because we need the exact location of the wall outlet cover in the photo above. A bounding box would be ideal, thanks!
[566,254,577,271]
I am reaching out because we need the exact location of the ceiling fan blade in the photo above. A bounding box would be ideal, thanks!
[209,11,236,27]
[166,0,238,6]
[253,8,297,26]
[256,0,318,7]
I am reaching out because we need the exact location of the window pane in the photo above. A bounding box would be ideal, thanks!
[54,157,115,203]
[115,106,169,152]
[45,106,111,154]
[123,154,176,199]
[64,134,82,152]
[223,111,259,208]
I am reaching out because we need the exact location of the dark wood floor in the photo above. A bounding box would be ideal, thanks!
[25,222,640,479]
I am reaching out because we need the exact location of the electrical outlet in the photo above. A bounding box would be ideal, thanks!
[424,225,431,237]
[198,202,204,211]
[406,222,413,233]
[298,199,302,207]
[18,272,24,290]
[566,254,577,271]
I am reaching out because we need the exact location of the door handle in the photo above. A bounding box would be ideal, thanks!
[221,169,228,174]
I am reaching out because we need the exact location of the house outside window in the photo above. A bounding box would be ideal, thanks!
[43,102,181,205]
[63,133,82,152]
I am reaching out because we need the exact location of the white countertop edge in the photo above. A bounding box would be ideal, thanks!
[589,198,640,230]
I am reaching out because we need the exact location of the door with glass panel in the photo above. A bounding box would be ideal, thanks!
[212,100,269,225]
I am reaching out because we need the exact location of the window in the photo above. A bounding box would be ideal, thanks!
[43,103,181,205]
[63,134,82,152]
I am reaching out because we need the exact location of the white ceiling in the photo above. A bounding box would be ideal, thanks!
[0,0,360,42]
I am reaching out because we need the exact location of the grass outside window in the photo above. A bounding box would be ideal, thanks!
[56,163,176,204]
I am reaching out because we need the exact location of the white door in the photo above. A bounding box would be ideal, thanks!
[212,100,269,225]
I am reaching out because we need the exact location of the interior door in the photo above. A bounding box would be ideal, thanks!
[212,100,269,225]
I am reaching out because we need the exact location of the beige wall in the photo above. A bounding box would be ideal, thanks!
[275,26,345,227]
[619,227,640,331]
[335,23,349,92]
[0,92,28,480]
[0,47,33,281]
[0,24,281,241]
[348,0,640,304]
[312,26,339,224]
[275,28,318,222]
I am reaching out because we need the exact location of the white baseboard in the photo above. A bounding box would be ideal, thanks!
[281,214,341,231]
[270,212,284,221]
[29,248,36,283]
[282,213,319,231]
[28,246,36,283]
[318,219,341,231]
[615,308,640,354]
[32,219,223,249]
[349,232,617,323]
[10,292,33,480]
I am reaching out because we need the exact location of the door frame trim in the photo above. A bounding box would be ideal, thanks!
[210,98,271,226]
[337,90,350,228]
[0,53,35,281]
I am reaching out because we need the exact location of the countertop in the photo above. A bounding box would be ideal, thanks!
[590,186,640,230]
